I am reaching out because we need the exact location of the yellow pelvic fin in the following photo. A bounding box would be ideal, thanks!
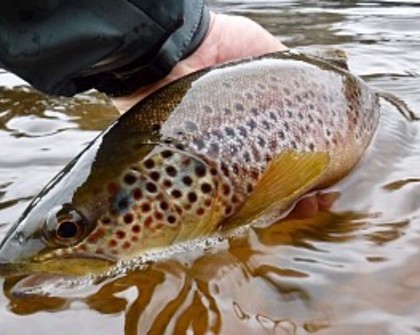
[225,150,330,228]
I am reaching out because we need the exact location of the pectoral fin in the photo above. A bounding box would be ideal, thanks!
[225,151,330,228]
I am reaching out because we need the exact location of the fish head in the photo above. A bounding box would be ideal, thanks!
[0,137,224,277]
[0,138,117,276]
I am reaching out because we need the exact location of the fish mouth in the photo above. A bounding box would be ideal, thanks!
[0,253,115,278]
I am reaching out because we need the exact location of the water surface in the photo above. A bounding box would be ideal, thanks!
[1,1,420,334]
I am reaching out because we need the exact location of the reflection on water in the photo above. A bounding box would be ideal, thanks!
[1,1,420,334]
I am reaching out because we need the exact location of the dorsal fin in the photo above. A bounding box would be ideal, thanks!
[293,46,349,70]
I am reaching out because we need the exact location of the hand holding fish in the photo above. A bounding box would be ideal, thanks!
[112,13,288,113]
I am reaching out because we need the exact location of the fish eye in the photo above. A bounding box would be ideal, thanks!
[44,205,86,246]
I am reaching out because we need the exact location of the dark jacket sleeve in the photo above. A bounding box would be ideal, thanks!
[0,0,209,96]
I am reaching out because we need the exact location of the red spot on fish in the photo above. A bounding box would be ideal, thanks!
[78,244,87,252]
[163,179,173,188]
[87,229,105,244]
[131,236,139,242]
[225,206,233,216]
[132,225,141,233]
[222,184,231,196]
[154,211,164,220]
[144,216,153,228]
[231,195,239,204]
[156,223,164,230]
[101,216,111,225]
[107,182,119,195]
[133,188,143,200]
[122,242,131,250]
[204,199,212,207]
[141,203,151,213]
[108,239,117,248]
[96,248,104,255]
[175,205,183,215]
[196,208,205,216]
[116,230,126,240]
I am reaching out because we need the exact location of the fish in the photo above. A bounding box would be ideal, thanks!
[0,48,380,276]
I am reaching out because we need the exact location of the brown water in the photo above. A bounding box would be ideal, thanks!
[1,1,420,334]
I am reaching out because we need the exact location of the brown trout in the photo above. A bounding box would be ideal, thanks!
[0,49,379,275]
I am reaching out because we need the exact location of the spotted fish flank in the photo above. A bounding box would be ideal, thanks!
[0,49,379,274]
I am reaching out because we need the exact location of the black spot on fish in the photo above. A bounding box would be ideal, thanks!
[225,127,236,137]
[144,159,155,169]
[167,215,177,224]
[195,164,207,178]
[185,121,198,132]
[221,162,230,177]
[165,166,177,177]
[187,192,198,203]
[124,173,137,185]
[118,197,130,211]
[257,136,266,148]
[278,130,285,140]
[211,129,224,140]
[261,120,270,130]
[283,122,290,131]
[235,103,244,112]
[230,144,238,155]
[298,112,304,119]
[232,163,239,175]
[175,143,185,150]
[238,126,248,137]
[246,119,257,130]
[151,124,161,132]
[283,87,291,95]
[192,138,205,150]
[161,150,173,158]
[150,171,160,182]
[171,189,182,199]
[250,108,258,116]
[224,108,232,116]
[222,82,231,88]
[258,83,266,90]
[269,112,277,122]
[160,201,169,211]
[246,92,254,100]
[182,176,193,186]
[146,182,158,193]
[291,141,297,149]
[201,183,212,194]
[203,105,213,113]
[123,213,134,224]
[309,142,315,151]
[208,142,220,156]
[243,151,251,162]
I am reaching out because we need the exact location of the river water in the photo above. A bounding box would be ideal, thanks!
[1,1,420,334]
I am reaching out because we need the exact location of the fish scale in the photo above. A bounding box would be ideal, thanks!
[0,50,380,273]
